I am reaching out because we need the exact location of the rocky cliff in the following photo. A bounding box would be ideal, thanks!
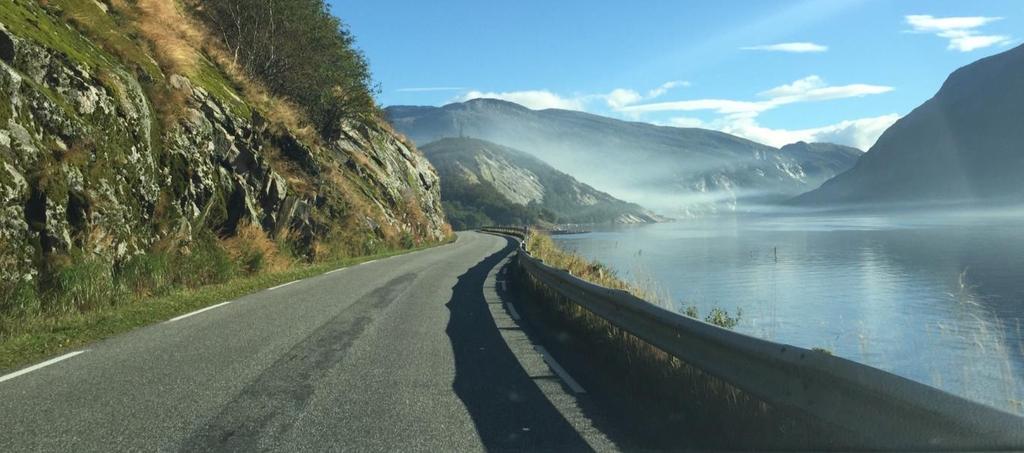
[422,137,659,229]
[0,0,447,306]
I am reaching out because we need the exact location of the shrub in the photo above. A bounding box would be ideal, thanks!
[116,252,172,297]
[170,234,236,288]
[684,305,700,318]
[399,231,415,249]
[223,223,291,275]
[704,307,742,329]
[191,0,377,137]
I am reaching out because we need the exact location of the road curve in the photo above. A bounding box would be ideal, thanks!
[0,232,618,452]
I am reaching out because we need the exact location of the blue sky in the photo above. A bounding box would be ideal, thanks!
[329,0,1021,150]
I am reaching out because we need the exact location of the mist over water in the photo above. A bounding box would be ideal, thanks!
[553,212,1024,415]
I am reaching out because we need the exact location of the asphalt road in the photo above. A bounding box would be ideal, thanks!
[0,232,623,452]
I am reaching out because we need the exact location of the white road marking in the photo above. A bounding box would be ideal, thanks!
[534,346,586,394]
[0,350,87,383]
[268,280,299,291]
[361,259,378,265]
[324,267,346,275]
[165,301,233,323]
[506,303,521,321]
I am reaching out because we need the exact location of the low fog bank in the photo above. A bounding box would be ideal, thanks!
[386,100,860,219]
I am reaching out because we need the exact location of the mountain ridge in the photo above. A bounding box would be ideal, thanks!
[421,137,660,229]
[794,43,1024,206]
[387,99,861,216]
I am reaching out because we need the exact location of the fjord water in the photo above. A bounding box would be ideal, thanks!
[553,213,1024,415]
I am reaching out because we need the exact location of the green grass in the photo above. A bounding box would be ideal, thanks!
[0,238,453,372]
[0,0,113,72]
[190,55,252,119]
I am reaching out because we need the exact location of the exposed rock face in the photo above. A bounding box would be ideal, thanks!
[421,137,660,226]
[0,13,446,289]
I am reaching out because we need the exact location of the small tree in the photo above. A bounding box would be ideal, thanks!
[193,0,377,137]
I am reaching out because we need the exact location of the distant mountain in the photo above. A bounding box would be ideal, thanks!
[795,44,1024,206]
[421,137,660,229]
[386,99,861,216]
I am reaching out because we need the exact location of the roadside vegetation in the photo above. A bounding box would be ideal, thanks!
[188,0,377,138]
[0,0,452,369]
[527,233,744,328]
[0,237,452,371]
[519,232,793,448]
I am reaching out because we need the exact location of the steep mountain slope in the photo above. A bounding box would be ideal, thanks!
[0,0,447,311]
[795,44,1024,206]
[386,99,861,216]
[421,137,659,229]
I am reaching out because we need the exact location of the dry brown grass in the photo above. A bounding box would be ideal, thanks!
[222,223,292,274]
[114,0,316,140]
[402,189,428,244]
[526,233,663,304]
[129,0,201,75]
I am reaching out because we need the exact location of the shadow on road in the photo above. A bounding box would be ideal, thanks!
[445,237,592,452]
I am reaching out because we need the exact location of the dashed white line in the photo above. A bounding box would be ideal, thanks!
[324,267,346,275]
[361,259,378,265]
[165,300,233,323]
[534,346,587,394]
[0,350,87,384]
[506,303,521,321]
[268,280,299,291]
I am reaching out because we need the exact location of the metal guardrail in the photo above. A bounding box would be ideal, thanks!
[479,226,530,242]
[479,225,1024,450]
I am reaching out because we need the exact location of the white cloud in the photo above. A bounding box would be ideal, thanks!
[602,80,690,109]
[741,42,828,53]
[944,33,1014,52]
[758,75,828,97]
[458,81,690,111]
[647,80,690,98]
[622,75,891,116]
[905,15,1013,52]
[717,114,900,150]
[622,99,772,115]
[458,90,585,110]
[455,76,896,149]
[905,15,1000,33]
[762,76,893,104]
[605,89,644,109]
[622,75,896,149]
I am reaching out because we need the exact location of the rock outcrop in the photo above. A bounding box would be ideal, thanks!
[421,137,660,229]
[0,3,446,293]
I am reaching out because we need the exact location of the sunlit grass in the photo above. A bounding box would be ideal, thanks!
[0,238,452,372]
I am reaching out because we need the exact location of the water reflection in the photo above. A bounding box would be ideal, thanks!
[553,214,1024,414]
